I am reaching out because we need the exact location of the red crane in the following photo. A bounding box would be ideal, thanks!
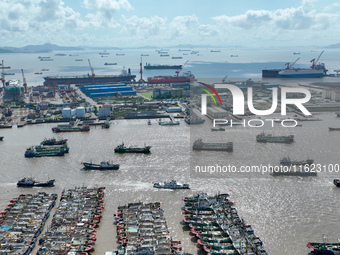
[310,50,324,69]
[1,60,11,88]
[139,57,145,82]
[21,69,28,93]
[285,58,300,69]
[88,59,95,84]
[175,60,189,77]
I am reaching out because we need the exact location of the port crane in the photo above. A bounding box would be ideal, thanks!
[175,60,189,77]
[21,69,28,93]
[88,59,95,84]
[222,75,228,83]
[1,60,11,88]
[285,58,300,69]
[310,50,324,69]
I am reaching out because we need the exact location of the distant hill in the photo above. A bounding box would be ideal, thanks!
[326,43,340,48]
[0,43,84,53]
[0,48,13,53]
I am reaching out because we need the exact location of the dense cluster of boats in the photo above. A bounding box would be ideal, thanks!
[0,192,58,254]
[113,202,184,255]
[37,187,105,254]
[182,193,268,255]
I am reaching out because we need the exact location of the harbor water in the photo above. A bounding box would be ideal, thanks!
[0,113,340,254]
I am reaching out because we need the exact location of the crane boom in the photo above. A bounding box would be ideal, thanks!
[88,59,95,84]
[21,69,28,93]
[175,60,189,77]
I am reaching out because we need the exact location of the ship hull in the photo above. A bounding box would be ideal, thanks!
[83,163,119,170]
[144,65,182,70]
[262,69,281,78]
[43,75,136,85]
[147,77,194,84]
[278,69,324,78]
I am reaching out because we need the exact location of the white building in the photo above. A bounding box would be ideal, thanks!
[62,108,72,118]
[98,105,112,117]
[76,107,86,118]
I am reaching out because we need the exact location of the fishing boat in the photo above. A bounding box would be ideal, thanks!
[0,136,3,141]
[153,180,190,189]
[256,132,294,143]
[114,143,151,154]
[41,137,68,145]
[17,177,55,187]
[279,157,314,166]
[334,179,340,187]
[24,145,69,157]
[329,127,340,131]
[82,161,119,170]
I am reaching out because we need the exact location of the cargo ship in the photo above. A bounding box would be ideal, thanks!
[147,71,195,84]
[256,132,294,143]
[43,68,136,85]
[82,161,119,170]
[52,124,90,132]
[144,63,182,69]
[280,157,314,166]
[114,143,151,154]
[25,144,69,157]
[262,51,327,78]
[192,139,233,151]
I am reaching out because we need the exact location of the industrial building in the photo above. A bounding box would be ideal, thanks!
[207,106,229,118]
[80,83,136,98]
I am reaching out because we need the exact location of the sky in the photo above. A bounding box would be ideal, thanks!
[1,0,340,48]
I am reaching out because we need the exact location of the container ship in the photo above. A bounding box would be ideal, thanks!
[147,71,195,84]
[256,132,294,143]
[144,63,182,69]
[192,139,233,151]
[43,67,135,85]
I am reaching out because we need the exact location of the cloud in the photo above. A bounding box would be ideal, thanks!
[83,0,132,22]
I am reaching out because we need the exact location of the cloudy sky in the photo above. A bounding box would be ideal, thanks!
[1,0,340,48]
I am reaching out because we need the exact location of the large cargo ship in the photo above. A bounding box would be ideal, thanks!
[43,69,136,85]
[147,71,195,84]
[256,132,294,143]
[192,139,233,151]
[144,63,182,69]
[262,51,327,78]
[52,124,90,132]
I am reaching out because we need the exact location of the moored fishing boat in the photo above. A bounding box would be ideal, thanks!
[153,180,190,189]
[114,143,151,153]
[82,161,119,170]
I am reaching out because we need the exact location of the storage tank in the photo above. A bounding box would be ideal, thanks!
[71,109,76,117]
[62,108,72,118]
[76,107,86,118]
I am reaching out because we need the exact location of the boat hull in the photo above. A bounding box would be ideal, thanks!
[83,163,120,170]
[43,74,136,85]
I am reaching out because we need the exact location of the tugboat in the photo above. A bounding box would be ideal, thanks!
[280,157,314,166]
[114,143,151,154]
[153,180,190,189]
[82,161,119,170]
[17,177,55,187]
